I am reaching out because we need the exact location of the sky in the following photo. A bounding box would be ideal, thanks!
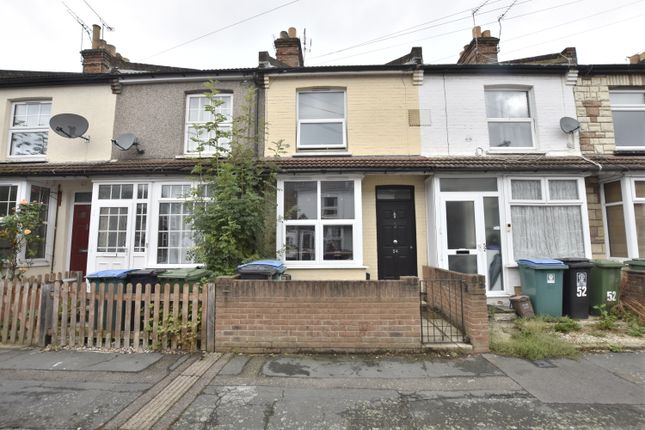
[1,0,643,72]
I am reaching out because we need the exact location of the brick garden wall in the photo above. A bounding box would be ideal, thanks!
[214,277,421,353]
[622,269,645,305]
[422,267,489,353]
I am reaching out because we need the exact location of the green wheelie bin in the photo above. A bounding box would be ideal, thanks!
[517,258,568,317]
[157,267,212,292]
[590,259,623,313]
[625,258,645,273]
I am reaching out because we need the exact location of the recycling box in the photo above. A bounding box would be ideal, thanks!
[590,259,623,313]
[558,258,593,319]
[517,259,568,317]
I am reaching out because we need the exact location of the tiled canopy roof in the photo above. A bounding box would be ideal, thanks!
[0,155,641,177]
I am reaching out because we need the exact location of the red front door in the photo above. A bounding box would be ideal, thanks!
[70,204,91,275]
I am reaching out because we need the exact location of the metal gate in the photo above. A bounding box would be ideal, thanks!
[420,279,465,344]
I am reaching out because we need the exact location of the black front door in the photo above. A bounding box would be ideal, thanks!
[376,186,418,280]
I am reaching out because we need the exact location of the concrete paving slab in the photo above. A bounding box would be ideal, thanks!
[484,353,645,404]
[218,355,250,376]
[0,379,148,429]
[173,385,645,429]
[0,349,162,372]
[583,352,645,384]
[262,355,502,379]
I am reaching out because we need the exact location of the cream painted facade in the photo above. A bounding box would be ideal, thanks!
[264,74,421,156]
[0,84,116,162]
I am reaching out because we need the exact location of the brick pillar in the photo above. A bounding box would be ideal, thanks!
[462,275,490,353]
[621,269,645,304]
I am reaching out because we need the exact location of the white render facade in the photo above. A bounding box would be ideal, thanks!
[419,69,592,301]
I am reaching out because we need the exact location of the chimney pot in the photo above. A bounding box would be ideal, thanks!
[288,27,297,38]
[280,31,289,39]
[457,27,499,64]
[91,24,101,49]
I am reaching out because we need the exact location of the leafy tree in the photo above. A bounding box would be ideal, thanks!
[190,82,285,276]
[0,200,46,280]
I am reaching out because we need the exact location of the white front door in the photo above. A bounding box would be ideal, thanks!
[440,193,504,293]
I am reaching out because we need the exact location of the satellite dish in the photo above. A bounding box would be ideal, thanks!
[112,133,144,154]
[560,117,581,134]
[49,113,90,141]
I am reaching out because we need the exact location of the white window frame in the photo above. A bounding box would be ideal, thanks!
[277,175,363,268]
[154,183,195,266]
[7,100,51,161]
[0,181,55,267]
[183,93,233,155]
[503,176,590,265]
[485,87,537,152]
[610,89,645,151]
[601,176,645,259]
[296,90,347,150]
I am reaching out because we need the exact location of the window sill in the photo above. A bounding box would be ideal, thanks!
[613,149,645,155]
[176,154,216,159]
[5,156,47,163]
[292,151,352,157]
[284,264,367,270]
[486,148,542,155]
[22,259,50,268]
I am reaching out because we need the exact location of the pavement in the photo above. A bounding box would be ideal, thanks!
[0,346,642,429]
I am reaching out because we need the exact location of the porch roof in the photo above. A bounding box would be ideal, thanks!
[272,155,645,173]
[0,154,641,177]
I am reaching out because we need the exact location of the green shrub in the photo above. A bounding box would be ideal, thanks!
[593,304,617,331]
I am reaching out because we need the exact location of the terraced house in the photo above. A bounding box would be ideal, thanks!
[265,27,645,303]
[2,25,643,307]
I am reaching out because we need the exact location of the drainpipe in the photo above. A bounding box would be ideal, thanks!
[50,184,62,273]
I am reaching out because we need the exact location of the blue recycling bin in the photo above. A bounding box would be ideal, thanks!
[236,260,287,279]
[517,259,568,317]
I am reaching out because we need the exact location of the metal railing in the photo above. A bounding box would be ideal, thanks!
[420,279,465,344]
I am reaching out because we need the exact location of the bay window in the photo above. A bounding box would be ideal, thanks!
[157,184,194,264]
[486,89,534,149]
[297,90,346,149]
[602,177,645,258]
[279,177,361,266]
[508,178,587,260]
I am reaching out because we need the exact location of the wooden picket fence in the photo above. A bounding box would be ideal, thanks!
[0,274,215,352]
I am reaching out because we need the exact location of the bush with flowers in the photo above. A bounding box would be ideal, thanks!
[0,200,46,280]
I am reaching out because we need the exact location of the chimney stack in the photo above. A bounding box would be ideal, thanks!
[457,26,499,64]
[628,51,645,64]
[274,27,304,67]
[81,24,129,73]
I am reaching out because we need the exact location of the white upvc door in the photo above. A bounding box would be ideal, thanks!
[87,199,134,272]
[439,193,505,294]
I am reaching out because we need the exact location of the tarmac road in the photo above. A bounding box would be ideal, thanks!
[0,346,642,429]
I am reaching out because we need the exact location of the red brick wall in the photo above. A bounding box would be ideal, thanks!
[423,267,489,353]
[215,277,421,353]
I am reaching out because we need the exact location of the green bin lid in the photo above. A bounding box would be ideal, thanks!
[625,258,645,269]
[158,267,212,281]
[592,259,624,268]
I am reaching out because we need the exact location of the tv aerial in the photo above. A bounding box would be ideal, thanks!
[112,133,144,154]
[49,113,90,142]
[560,117,581,134]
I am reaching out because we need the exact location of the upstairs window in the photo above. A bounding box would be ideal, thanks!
[297,91,346,149]
[485,89,534,149]
[184,94,232,155]
[9,101,51,157]
[610,91,645,151]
